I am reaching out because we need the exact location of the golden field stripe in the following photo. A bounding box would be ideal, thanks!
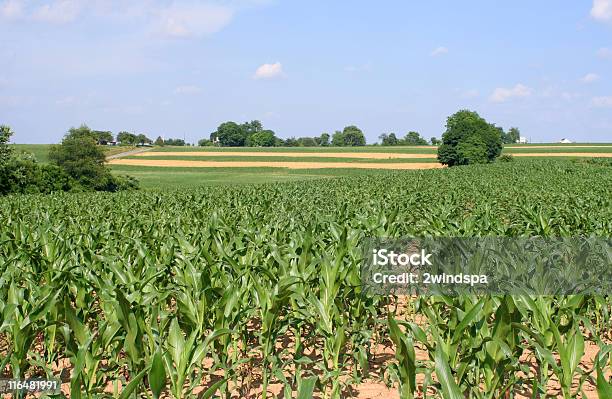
[109,159,445,170]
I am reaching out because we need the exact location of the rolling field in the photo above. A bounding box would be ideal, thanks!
[1,159,611,398]
[9,143,612,190]
[105,144,612,189]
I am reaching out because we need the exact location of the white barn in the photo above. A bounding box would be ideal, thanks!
[560,138,573,144]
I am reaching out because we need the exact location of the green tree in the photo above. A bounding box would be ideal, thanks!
[380,133,399,146]
[342,125,366,146]
[155,136,165,146]
[284,137,299,147]
[430,137,441,145]
[319,133,330,146]
[437,110,502,166]
[297,137,317,147]
[505,127,521,144]
[49,128,109,189]
[214,122,247,147]
[136,134,152,145]
[242,120,263,134]
[331,130,344,146]
[66,124,96,140]
[0,125,14,166]
[402,131,428,145]
[92,130,114,144]
[164,138,186,146]
[117,131,137,145]
[248,130,277,147]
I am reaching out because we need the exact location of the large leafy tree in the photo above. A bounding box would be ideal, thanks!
[331,131,344,146]
[213,122,248,147]
[248,130,277,147]
[117,131,137,145]
[49,126,108,188]
[341,125,366,146]
[437,110,502,166]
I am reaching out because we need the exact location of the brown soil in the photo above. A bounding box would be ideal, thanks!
[136,152,438,159]
[108,159,445,170]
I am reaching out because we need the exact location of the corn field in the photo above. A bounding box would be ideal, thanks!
[1,160,611,398]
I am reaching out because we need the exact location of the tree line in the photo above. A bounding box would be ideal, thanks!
[80,129,187,147]
[202,121,376,147]
[67,119,522,148]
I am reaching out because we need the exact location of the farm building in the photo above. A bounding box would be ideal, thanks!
[560,138,573,144]
[516,137,528,144]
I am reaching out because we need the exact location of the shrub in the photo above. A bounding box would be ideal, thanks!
[497,154,515,163]
[437,110,502,166]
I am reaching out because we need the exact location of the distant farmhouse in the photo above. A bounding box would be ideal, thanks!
[516,136,528,144]
[559,138,573,144]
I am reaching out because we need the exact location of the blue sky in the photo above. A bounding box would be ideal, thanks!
[1,0,612,144]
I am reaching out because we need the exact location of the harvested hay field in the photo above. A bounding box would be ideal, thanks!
[108,159,445,170]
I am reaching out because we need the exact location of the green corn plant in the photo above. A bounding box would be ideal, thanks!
[387,314,416,399]
[163,318,231,399]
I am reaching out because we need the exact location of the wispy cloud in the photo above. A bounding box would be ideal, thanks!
[174,85,202,94]
[591,0,612,22]
[0,0,249,36]
[0,0,23,19]
[580,73,600,83]
[597,47,612,59]
[154,3,234,38]
[254,62,284,79]
[591,96,612,108]
[489,84,533,103]
[32,0,82,24]
[430,46,448,57]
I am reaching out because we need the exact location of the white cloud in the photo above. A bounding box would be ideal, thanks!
[32,0,82,24]
[430,46,448,57]
[254,62,284,79]
[174,85,202,94]
[581,73,600,83]
[489,84,533,103]
[0,0,23,19]
[597,47,612,59]
[155,3,234,38]
[591,0,612,22]
[591,96,612,107]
